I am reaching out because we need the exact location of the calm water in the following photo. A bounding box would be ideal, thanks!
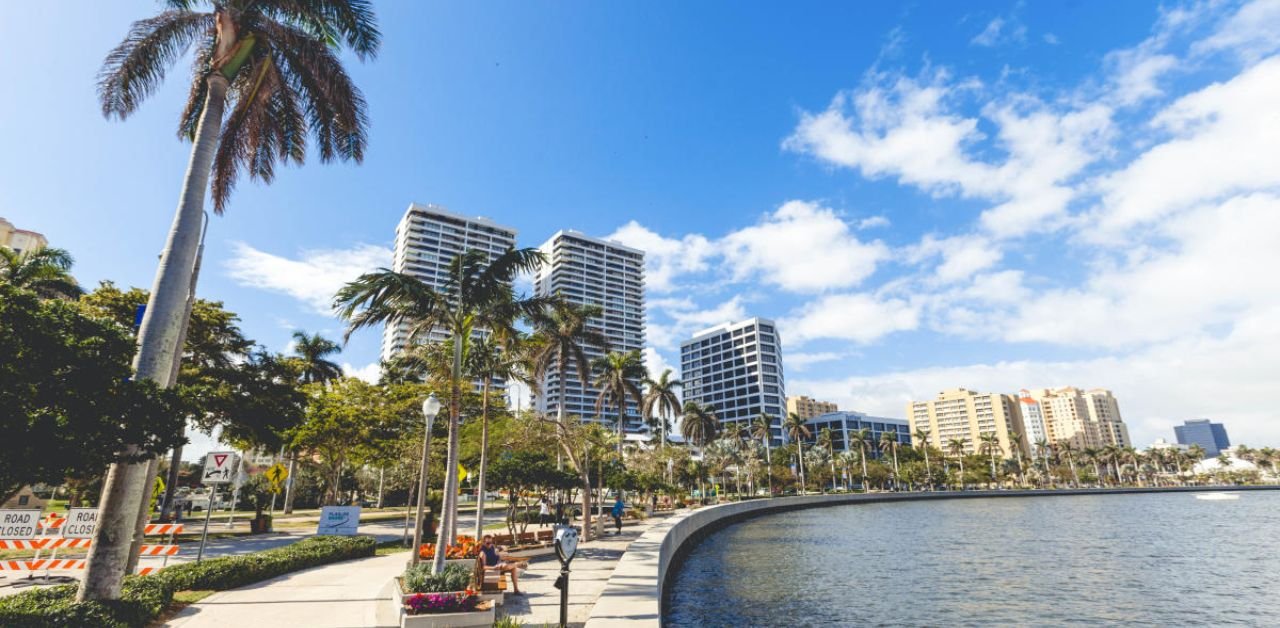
[666,492,1280,627]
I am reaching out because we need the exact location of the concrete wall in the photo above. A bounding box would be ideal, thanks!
[583,486,1279,627]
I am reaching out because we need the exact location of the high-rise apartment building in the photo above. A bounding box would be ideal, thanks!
[1017,393,1049,453]
[1175,419,1231,458]
[380,203,518,364]
[786,395,838,420]
[533,230,646,428]
[0,217,47,256]
[680,318,786,445]
[1023,387,1131,449]
[907,388,1026,457]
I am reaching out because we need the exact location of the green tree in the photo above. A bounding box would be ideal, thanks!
[335,247,547,572]
[913,428,933,488]
[848,428,872,490]
[290,330,343,384]
[879,430,901,490]
[749,413,775,494]
[642,369,682,450]
[287,378,400,506]
[978,432,1001,486]
[592,350,647,456]
[0,246,83,299]
[528,302,609,425]
[86,0,380,600]
[946,438,967,489]
[0,285,184,501]
[465,333,532,540]
[783,412,811,495]
[681,402,719,449]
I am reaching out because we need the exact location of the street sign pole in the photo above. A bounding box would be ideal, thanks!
[196,488,215,563]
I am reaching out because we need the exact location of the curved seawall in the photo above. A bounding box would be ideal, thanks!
[583,485,1280,627]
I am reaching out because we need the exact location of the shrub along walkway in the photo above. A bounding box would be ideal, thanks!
[163,551,407,628]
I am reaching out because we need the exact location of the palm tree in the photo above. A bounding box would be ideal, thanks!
[592,350,647,456]
[0,247,83,299]
[335,247,547,573]
[1082,448,1104,487]
[977,433,1002,486]
[817,428,838,492]
[529,303,610,426]
[466,333,532,540]
[681,401,719,449]
[290,330,342,384]
[1035,438,1052,486]
[1125,447,1144,486]
[83,1,379,601]
[1007,430,1024,485]
[783,412,811,495]
[1057,441,1081,488]
[749,413,775,495]
[913,428,933,488]
[848,428,872,490]
[642,369,682,450]
[879,430,901,490]
[946,438,967,489]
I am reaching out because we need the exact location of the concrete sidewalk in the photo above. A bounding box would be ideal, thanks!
[163,552,406,628]
[500,515,668,627]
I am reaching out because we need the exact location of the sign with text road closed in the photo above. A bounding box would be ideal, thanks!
[316,506,361,536]
[202,451,238,485]
[0,509,41,539]
[62,508,100,539]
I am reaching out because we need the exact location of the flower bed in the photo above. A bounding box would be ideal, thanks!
[417,535,479,560]
[401,592,494,628]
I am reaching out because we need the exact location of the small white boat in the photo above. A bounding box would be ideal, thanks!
[1195,492,1240,501]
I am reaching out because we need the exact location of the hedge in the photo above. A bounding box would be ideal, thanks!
[0,535,376,627]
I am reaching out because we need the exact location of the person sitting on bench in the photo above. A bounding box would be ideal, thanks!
[480,534,522,595]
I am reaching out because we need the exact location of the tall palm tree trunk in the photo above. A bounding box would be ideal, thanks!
[796,444,807,495]
[763,438,773,495]
[892,445,900,490]
[923,447,932,490]
[860,447,869,491]
[473,378,491,540]
[80,74,229,602]
[433,333,464,573]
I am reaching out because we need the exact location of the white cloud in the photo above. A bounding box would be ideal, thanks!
[648,296,748,350]
[342,361,381,383]
[642,347,676,379]
[781,292,919,345]
[971,16,1026,47]
[787,306,1280,447]
[1193,0,1280,62]
[785,73,1112,238]
[226,242,391,314]
[1089,56,1280,240]
[720,201,889,292]
[857,215,891,230]
[1043,33,1060,45]
[605,221,714,292]
[785,351,848,370]
[908,234,1002,283]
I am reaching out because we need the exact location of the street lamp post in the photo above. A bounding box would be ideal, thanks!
[411,394,442,567]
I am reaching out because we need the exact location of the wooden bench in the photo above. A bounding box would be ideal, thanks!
[492,534,515,546]
[536,530,553,543]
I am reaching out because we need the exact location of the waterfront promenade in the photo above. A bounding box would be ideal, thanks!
[163,515,667,627]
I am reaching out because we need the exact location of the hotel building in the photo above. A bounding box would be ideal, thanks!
[533,230,646,429]
[379,203,518,364]
[907,388,1027,457]
[786,395,838,420]
[1023,387,1132,450]
[680,317,786,446]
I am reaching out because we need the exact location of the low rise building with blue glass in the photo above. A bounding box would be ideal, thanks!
[1174,419,1231,458]
[801,411,910,459]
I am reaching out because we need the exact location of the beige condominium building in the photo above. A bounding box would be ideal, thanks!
[786,395,838,420]
[908,388,1027,458]
[1022,387,1132,449]
[1024,386,1136,450]
[0,217,48,255]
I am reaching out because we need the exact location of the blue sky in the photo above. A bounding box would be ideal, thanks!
[3,1,1279,452]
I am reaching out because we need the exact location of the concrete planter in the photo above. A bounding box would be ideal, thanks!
[400,602,494,628]
[395,577,503,608]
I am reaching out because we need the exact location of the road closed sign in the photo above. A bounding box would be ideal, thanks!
[0,509,41,539]
[202,451,238,485]
[62,508,100,539]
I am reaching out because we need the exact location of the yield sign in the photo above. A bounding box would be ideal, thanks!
[202,451,238,485]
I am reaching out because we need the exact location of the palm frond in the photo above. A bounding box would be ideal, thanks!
[99,11,215,119]
[260,0,381,59]
[176,37,217,139]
